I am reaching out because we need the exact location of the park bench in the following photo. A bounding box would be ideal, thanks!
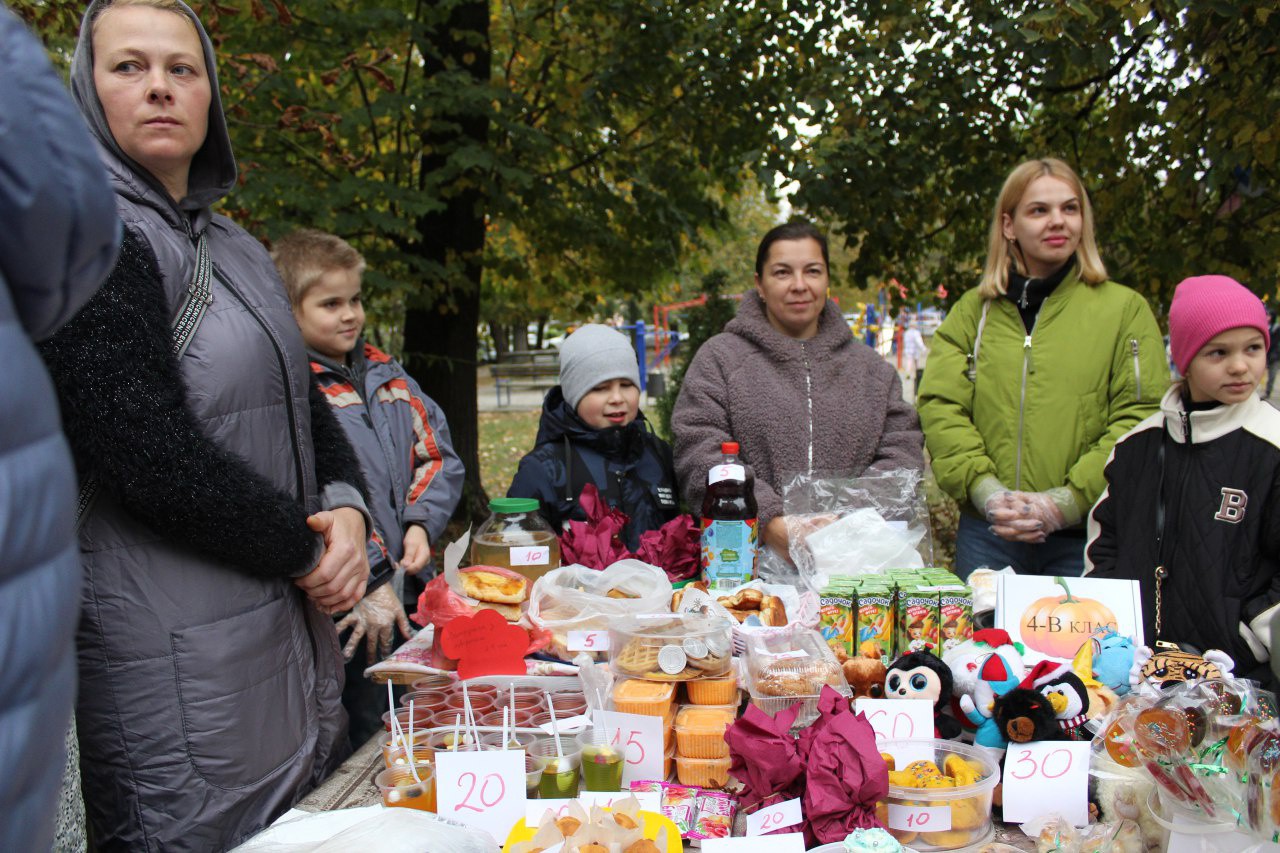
[488,350,559,406]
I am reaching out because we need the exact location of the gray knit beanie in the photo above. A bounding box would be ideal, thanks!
[558,324,641,411]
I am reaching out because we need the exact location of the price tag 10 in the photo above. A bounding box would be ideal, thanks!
[745,797,803,836]
[854,698,935,765]
[887,803,950,832]
[527,791,661,824]
[509,546,550,567]
[435,749,527,842]
[1001,741,1091,827]
[591,709,664,785]
[567,630,610,652]
[702,833,806,852]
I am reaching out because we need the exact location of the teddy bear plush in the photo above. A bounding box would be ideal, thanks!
[992,688,1061,744]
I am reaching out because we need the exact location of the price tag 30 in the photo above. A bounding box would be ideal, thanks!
[745,797,803,836]
[1002,741,1091,827]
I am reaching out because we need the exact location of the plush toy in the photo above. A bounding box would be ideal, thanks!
[958,649,1024,749]
[885,651,961,739]
[1129,644,1235,698]
[992,688,1060,744]
[944,628,1026,732]
[1020,660,1091,740]
[1087,628,1137,696]
[1070,633,1121,721]
[844,656,888,700]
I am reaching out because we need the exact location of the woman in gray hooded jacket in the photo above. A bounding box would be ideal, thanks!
[38,1,372,848]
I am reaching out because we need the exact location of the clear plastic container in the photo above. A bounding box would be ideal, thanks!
[612,678,676,717]
[375,764,437,811]
[674,705,735,759]
[876,738,998,852]
[662,702,677,753]
[685,675,739,706]
[471,497,560,584]
[609,614,732,681]
[742,627,850,728]
[675,754,732,788]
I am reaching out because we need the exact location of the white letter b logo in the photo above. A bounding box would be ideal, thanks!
[1215,488,1248,523]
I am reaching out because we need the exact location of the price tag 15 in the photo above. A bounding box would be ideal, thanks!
[745,797,803,836]
[567,630,610,652]
[702,833,806,852]
[591,709,663,785]
[1001,741,1091,827]
[435,749,527,842]
[887,803,950,832]
[854,698,934,764]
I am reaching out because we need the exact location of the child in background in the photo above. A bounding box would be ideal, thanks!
[274,229,465,744]
[508,324,679,551]
[1086,275,1280,688]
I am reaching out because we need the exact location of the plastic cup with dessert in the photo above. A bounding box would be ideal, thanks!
[549,693,588,717]
[444,691,496,716]
[458,682,500,700]
[502,693,546,714]
[382,706,432,733]
[381,740,434,769]
[528,738,582,798]
[399,689,449,709]
[481,730,542,752]
[524,753,542,799]
[576,727,627,791]
[425,727,479,756]
[375,764,437,811]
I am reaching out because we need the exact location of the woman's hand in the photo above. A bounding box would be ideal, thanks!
[986,491,1066,543]
[763,516,792,555]
[400,524,432,575]
[296,508,369,614]
[334,582,413,664]
[762,513,838,557]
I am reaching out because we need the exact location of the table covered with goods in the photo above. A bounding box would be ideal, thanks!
[234,469,1280,853]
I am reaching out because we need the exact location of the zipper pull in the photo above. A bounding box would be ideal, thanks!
[1180,412,1192,443]
[1024,335,1034,374]
[1019,282,1031,310]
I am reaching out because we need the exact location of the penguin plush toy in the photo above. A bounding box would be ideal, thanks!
[885,651,961,739]
[1020,660,1091,740]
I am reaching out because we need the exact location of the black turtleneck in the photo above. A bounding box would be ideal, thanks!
[1005,256,1077,333]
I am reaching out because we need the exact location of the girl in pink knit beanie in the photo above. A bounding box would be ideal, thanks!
[1086,275,1280,689]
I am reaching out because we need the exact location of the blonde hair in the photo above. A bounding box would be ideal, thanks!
[92,0,191,31]
[979,158,1108,298]
[271,229,367,308]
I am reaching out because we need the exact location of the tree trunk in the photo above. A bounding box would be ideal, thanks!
[401,0,491,526]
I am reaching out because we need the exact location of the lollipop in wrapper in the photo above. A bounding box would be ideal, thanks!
[1133,705,1217,817]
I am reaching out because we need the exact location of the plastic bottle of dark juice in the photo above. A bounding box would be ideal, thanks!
[700,441,759,588]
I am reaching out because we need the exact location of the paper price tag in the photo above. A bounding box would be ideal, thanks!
[854,698,935,764]
[539,714,592,735]
[567,630,610,652]
[510,545,550,566]
[527,791,661,824]
[591,709,663,785]
[745,797,803,836]
[702,833,806,852]
[435,749,527,842]
[1002,741,1091,827]
[887,803,950,832]
[769,650,809,660]
[708,463,746,485]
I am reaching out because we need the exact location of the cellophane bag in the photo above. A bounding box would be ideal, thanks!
[527,560,672,662]
[779,468,934,593]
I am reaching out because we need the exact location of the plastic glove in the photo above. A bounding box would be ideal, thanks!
[400,524,432,575]
[334,581,413,664]
[989,491,1068,544]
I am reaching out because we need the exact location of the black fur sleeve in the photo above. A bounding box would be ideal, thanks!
[38,229,321,578]
[308,379,369,499]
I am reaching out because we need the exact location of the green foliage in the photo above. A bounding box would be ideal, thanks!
[653,269,739,442]
[780,0,1280,310]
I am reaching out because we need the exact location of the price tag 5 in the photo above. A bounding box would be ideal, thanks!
[745,798,803,836]
[567,630,610,652]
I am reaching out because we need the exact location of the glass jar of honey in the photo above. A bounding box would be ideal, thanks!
[471,497,560,583]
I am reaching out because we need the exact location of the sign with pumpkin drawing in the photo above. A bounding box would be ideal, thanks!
[995,575,1143,665]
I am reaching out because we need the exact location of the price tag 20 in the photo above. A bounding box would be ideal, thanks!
[591,709,663,785]
[745,798,803,836]
[1001,741,1091,827]
[567,630,610,652]
[435,749,527,842]
[887,803,950,832]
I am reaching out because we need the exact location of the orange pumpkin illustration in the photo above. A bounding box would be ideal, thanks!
[1021,577,1118,660]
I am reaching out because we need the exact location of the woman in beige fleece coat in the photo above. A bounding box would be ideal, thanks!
[672,221,924,563]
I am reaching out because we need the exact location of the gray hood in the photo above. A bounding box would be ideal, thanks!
[70,0,237,214]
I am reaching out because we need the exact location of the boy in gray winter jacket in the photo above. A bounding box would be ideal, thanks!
[275,229,464,744]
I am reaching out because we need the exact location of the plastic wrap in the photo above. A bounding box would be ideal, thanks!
[777,469,934,592]
[230,807,494,852]
[527,560,673,662]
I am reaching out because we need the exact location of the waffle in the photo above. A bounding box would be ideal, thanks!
[613,638,661,675]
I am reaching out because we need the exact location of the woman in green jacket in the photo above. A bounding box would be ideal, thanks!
[918,158,1167,578]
